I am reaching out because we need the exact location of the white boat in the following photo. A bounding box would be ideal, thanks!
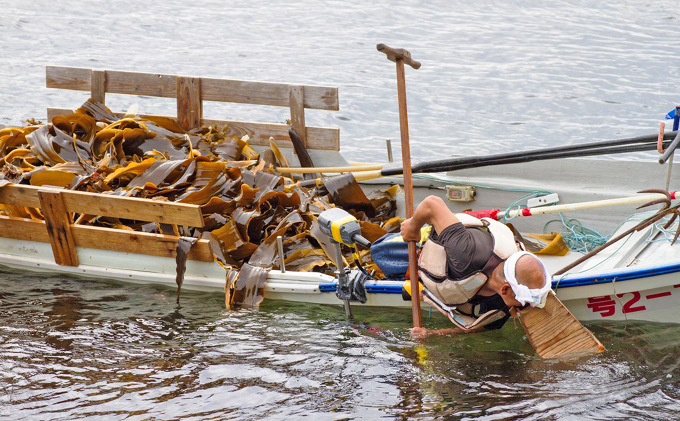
[2,65,680,325]
[3,156,679,324]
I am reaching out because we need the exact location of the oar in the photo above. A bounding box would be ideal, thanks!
[378,43,422,329]
[281,130,677,174]
[288,131,678,187]
[277,164,384,174]
[463,192,677,220]
[393,137,676,175]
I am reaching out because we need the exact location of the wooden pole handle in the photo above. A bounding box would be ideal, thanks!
[376,44,421,69]
[383,48,422,328]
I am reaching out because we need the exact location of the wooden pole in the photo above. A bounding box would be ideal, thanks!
[378,43,422,328]
[276,164,384,174]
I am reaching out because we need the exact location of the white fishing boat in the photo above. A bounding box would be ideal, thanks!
[1,65,680,325]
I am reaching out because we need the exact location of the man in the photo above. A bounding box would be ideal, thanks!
[400,195,552,336]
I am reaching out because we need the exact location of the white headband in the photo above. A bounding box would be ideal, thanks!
[503,251,552,308]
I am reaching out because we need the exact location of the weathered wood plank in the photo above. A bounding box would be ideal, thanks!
[47,66,339,110]
[47,108,340,151]
[0,184,41,208]
[177,76,202,130]
[0,216,50,242]
[38,190,79,266]
[0,185,204,228]
[0,216,213,262]
[90,70,106,104]
[47,66,177,98]
[46,66,90,91]
[289,85,307,147]
[47,108,66,122]
[72,225,213,262]
[62,190,205,228]
[201,118,339,151]
[200,77,339,110]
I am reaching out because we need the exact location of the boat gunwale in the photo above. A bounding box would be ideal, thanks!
[552,260,680,288]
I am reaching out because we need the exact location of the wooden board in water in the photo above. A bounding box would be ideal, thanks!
[518,291,605,359]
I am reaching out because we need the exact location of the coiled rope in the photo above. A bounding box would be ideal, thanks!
[545,214,610,254]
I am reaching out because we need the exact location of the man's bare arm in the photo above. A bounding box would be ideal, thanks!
[410,325,491,338]
[400,195,460,241]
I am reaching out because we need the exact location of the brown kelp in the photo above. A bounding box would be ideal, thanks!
[0,100,401,307]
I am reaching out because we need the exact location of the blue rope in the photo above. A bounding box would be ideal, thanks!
[646,215,679,243]
[544,211,676,255]
[544,214,610,254]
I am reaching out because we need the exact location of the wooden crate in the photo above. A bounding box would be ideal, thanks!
[0,66,343,268]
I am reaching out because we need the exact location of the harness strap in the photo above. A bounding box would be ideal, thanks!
[480,253,503,278]
[422,290,507,332]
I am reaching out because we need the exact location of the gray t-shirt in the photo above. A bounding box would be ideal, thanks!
[429,222,494,280]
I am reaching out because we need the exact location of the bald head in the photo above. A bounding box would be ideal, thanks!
[492,252,551,308]
[514,255,547,289]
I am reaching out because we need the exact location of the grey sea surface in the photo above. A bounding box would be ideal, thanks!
[2,0,680,419]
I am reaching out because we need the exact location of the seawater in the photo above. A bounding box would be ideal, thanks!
[3,270,680,420]
[1,0,680,419]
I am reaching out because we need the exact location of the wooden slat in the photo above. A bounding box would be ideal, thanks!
[201,77,339,110]
[47,66,339,110]
[0,185,204,228]
[47,66,176,98]
[0,184,41,208]
[47,108,340,151]
[289,85,307,147]
[0,216,213,262]
[90,70,106,103]
[46,108,63,122]
[38,190,79,266]
[72,225,213,262]
[62,190,205,227]
[177,76,202,130]
[202,118,339,150]
[0,216,49,242]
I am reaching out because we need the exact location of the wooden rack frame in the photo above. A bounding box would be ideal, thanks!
[0,66,343,268]
[0,184,211,266]
[45,66,341,151]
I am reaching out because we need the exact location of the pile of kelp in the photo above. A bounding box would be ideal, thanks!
[0,100,401,306]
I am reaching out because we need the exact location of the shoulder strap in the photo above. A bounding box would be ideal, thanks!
[455,213,484,227]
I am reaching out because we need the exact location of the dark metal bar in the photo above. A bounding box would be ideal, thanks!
[659,131,680,164]
[382,131,677,176]
[420,140,673,174]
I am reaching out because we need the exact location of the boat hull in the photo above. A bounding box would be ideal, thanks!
[2,236,679,324]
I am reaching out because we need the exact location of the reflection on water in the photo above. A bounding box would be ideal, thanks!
[2,268,680,420]
[45,288,85,351]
